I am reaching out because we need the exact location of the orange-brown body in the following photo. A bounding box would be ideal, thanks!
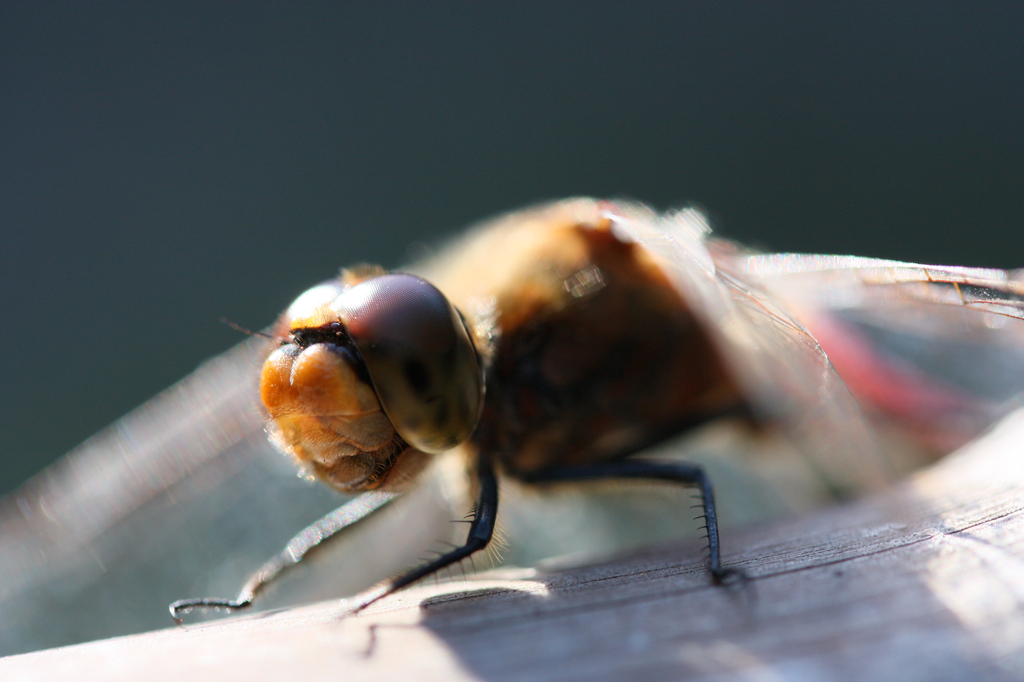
[258,200,743,494]
[469,215,741,475]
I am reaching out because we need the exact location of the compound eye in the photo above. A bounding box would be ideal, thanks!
[334,273,483,453]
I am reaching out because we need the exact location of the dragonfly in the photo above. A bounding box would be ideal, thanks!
[2,198,1023,655]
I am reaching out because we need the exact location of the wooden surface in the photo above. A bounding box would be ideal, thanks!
[5,409,1024,682]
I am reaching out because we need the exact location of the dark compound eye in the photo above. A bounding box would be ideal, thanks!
[335,273,483,453]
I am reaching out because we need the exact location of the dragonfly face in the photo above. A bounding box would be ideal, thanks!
[3,198,1024,654]
[262,270,482,492]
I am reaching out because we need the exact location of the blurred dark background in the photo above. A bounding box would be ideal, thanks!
[1,3,1021,494]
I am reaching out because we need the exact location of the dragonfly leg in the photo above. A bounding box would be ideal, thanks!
[345,449,498,612]
[169,489,399,623]
[522,459,740,581]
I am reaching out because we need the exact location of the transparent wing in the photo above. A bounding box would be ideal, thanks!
[0,336,460,655]
[602,206,1023,506]
[744,254,1024,322]
[739,253,1024,448]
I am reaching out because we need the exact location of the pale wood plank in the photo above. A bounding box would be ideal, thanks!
[5,409,1024,682]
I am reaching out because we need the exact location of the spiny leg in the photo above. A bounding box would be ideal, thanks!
[521,459,739,580]
[169,490,399,623]
[344,450,498,612]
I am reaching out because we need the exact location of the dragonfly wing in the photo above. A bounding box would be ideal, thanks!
[739,253,1024,452]
[744,254,1024,322]
[1,338,268,586]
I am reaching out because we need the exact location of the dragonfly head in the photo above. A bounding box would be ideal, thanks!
[261,273,483,491]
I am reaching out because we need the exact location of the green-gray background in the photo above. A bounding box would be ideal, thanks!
[2,3,1022,493]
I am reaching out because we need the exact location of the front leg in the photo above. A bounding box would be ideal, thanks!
[345,449,499,612]
[170,489,399,623]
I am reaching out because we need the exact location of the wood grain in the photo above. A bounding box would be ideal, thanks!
[5,408,1024,682]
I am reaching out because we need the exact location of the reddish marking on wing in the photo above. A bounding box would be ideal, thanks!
[808,313,976,425]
